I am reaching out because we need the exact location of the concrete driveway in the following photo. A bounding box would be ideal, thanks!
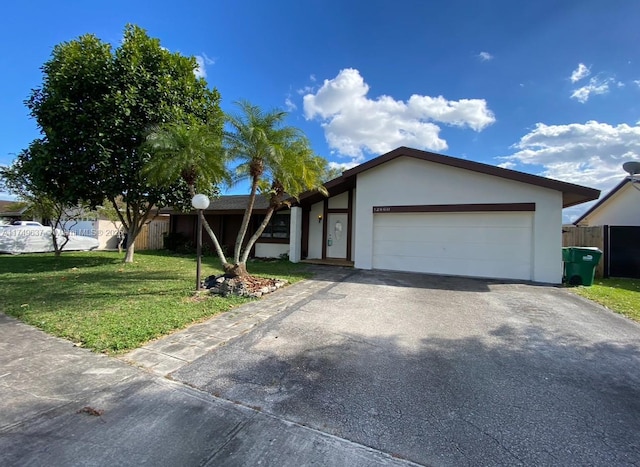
[173,269,640,466]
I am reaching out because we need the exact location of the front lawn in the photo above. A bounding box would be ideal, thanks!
[572,278,640,323]
[0,251,311,354]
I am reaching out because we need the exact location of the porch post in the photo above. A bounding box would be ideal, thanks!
[289,206,303,263]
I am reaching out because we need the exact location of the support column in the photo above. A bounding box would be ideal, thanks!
[289,206,303,263]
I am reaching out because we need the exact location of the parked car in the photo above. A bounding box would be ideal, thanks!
[0,224,99,254]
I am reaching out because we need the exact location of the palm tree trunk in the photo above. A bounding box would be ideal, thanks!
[187,185,229,267]
[233,177,258,264]
[240,206,276,265]
[200,211,228,265]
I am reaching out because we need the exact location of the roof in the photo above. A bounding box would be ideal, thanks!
[160,194,273,215]
[0,200,28,217]
[301,147,600,208]
[573,178,630,225]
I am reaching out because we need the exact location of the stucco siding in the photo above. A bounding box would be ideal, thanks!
[582,184,640,226]
[354,156,563,283]
[255,242,289,258]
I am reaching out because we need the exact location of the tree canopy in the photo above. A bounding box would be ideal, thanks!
[23,24,223,262]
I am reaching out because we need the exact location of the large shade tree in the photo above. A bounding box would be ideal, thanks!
[23,24,223,262]
[224,101,328,277]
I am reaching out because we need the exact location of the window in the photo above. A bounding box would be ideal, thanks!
[259,213,290,240]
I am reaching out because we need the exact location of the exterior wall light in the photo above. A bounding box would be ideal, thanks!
[318,214,323,223]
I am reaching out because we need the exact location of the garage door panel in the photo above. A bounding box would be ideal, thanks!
[374,226,529,248]
[372,254,532,280]
[372,212,532,280]
[372,239,529,261]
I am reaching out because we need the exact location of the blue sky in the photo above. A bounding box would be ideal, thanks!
[2,0,640,221]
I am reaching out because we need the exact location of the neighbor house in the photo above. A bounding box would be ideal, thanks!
[0,200,29,223]
[168,147,600,284]
[574,178,640,227]
[572,178,640,279]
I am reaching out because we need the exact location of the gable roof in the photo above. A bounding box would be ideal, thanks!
[573,178,630,225]
[0,200,29,217]
[301,147,600,208]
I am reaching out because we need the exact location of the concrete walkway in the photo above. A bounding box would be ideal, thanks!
[0,267,415,466]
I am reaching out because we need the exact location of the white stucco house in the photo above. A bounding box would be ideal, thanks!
[289,147,600,284]
[574,178,640,227]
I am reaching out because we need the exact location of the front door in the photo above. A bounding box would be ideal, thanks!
[326,213,348,259]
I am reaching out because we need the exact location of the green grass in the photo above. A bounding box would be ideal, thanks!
[572,278,640,323]
[0,251,311,354]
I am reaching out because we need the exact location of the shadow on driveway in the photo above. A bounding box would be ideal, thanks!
[173,269,640,465]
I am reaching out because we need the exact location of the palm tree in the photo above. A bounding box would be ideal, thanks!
[224,101,328,277]
[143,119,231,265]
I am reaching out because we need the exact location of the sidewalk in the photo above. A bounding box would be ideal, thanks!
[0,268,413,466]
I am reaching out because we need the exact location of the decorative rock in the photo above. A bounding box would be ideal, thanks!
[202,273,288,298]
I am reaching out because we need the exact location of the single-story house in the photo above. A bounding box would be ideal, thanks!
[169,147,600,284]
[574,178,640,227]
[572,177,640,279]
[0,200,29,223]
[166,195,292,259]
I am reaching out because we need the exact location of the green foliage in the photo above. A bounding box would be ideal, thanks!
[224,101,328,266]
[142,119,228,211]
[572,278,640,323]
[0,251,311,353]
[22,24,223,261]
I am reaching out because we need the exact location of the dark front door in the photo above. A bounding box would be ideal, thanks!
[608,226,640,278]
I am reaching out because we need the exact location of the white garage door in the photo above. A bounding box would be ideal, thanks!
[372,212,533,280]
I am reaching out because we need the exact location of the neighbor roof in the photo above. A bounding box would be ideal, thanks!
[573,178,630,225]
[0,200,28,217]
[301,147,600,208]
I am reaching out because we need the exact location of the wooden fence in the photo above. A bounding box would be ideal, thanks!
[136,219,170,250]
[561,225,604,278]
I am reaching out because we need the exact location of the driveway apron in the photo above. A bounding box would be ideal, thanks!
[173,269,640,466]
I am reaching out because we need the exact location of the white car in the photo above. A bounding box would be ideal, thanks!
[0,224,99,254]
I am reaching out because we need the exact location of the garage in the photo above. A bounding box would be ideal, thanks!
[372,210,533,280]
[296,147,601,284]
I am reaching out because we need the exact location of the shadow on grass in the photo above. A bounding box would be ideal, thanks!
[0,252,122,274]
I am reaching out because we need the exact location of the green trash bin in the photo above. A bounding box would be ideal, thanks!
[562,247,602,286]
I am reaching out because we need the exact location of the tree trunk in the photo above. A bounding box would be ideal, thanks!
[223,262,248,278]
[201,211,228,265]
[124,240,135,263]
[233,178,259,264]
[240,206,276,264]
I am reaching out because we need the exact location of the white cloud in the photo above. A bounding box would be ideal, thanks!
[501,120,640,191]
[570,77,612,103]
[310,74,316,82]
[570,63,591,83]
[284,97,297,111]
[634,80,640,88]
[194,53,215,79]
[497,161,517,169]
[478,51,493,61]
[297,85,315,95]
[303,68,495,161]
[501,120,640,222]
[328,161,359,172]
